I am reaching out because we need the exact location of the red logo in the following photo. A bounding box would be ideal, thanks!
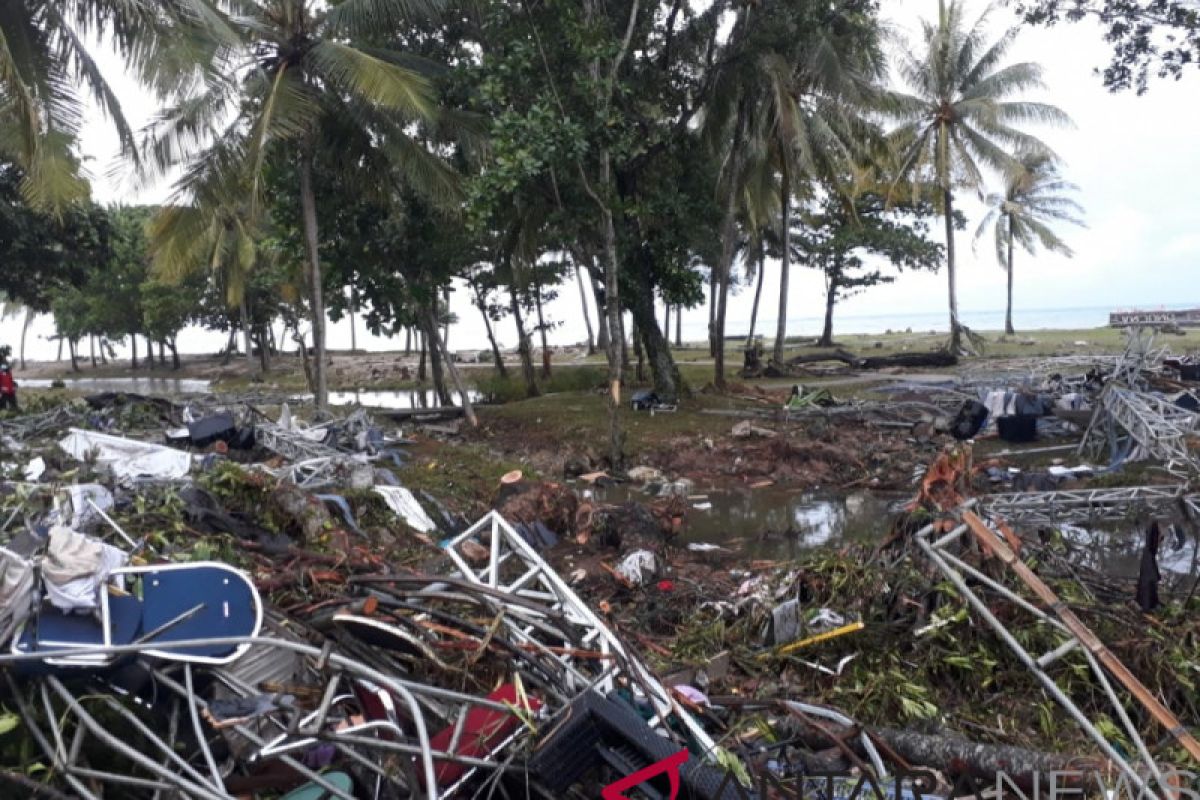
[601,750,689,800]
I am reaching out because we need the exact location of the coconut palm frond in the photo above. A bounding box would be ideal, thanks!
[306,39,434,120]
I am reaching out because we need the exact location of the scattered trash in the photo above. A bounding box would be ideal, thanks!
[627,465,665,483]
[59,428,193,481]
[614,549,658,586]
[373,485,437,533]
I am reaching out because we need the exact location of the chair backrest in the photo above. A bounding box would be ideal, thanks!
[106,562,263,665]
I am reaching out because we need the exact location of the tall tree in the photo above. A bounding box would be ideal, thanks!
[703,0,887,382]
[1015,0,1200,93]
[974,149,1085,335]
[146,0,457,408]
[797,188,944,346]
[888,0,1070,352]
[0,1,230,210]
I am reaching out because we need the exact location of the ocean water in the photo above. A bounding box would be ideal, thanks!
[710,303,1200,340]
[4,302,1198,363]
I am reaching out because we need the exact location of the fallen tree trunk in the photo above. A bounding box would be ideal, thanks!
[762,348,957,376]
[789,721,1111,788]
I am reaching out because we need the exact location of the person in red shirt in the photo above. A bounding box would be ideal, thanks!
[0,353,17,411]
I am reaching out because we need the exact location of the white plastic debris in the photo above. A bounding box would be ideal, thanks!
[627,465,665,483]
[23,456,45,481]
[59,429,192,481]
[373,486,437,533]
[687,543,724,552]
[56,484,114,530]
[614,549,657,586]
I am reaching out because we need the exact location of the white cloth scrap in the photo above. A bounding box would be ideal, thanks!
[373,486,437,533]
[59,428,192,481]
[41,526,128,612]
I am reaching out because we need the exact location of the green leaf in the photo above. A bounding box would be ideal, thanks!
[0,709,22,735]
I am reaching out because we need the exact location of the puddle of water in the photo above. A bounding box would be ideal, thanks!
[583,483,1197,580]
[587,484,894,559]
[1055,524,1198,579]
[20,377,213,394]
[323,389,483,410]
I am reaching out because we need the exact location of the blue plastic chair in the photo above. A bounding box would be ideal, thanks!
[105,562,262,665]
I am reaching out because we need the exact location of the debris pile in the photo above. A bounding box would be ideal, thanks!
[1,322,1198,800]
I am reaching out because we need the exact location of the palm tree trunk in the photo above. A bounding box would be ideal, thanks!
[1005,222,1016,336]
[748,243,765,341]
[69,339,78,372]
[19,307,32,369]
[675,304,682,347]
[663,300,670,341]
[707,269,717,357]
[146,334,156,367]
[56,336,63,362]
[240,294,254,372]
[130,335,138,370]
[575,265,596,356]
[631,315,644,382]
[772,162,791,365]
[349,288,358,353]
[442,286,450,349]
[417,331,427,381]
[298,150,328,408]
[944,187,962,351]
[89,335,96,368]
[714,125,747,391]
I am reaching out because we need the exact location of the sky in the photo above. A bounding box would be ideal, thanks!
[4,0,1200,362]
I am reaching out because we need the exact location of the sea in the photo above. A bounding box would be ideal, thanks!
[3,302,1198,362]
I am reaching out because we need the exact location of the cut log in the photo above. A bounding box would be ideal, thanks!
[775,349,957,373]
[790,722,1110,787]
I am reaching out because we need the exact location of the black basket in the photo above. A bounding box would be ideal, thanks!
[997,414,1038,443]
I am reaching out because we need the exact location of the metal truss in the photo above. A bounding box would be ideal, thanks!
[914,509,1180,798]
[440,511,719,758]
[254,422,341,461]
[0,405,82,441]
[1108,327,1168,390]
[1078,385,1200,475]
[979,484,1196,527]
[1,631,548,800]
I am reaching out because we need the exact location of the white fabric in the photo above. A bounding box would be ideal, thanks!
[373,486,437,533]
[0,548,36,645]
[1056,393,1090,412]
[59,428,193,481]
[983,390,1019,420]
[40,526,128,612]
[58,484,115,530]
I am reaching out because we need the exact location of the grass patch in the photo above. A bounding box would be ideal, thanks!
[476,365,607,403]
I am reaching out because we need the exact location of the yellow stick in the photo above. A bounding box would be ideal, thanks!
[767,621,865,658]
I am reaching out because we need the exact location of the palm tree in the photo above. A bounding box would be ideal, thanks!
[0,1,231,211]
[888,0,1071,352]
[146,0,458,408]
[704,2,887,386]
[975,149,1084,335]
